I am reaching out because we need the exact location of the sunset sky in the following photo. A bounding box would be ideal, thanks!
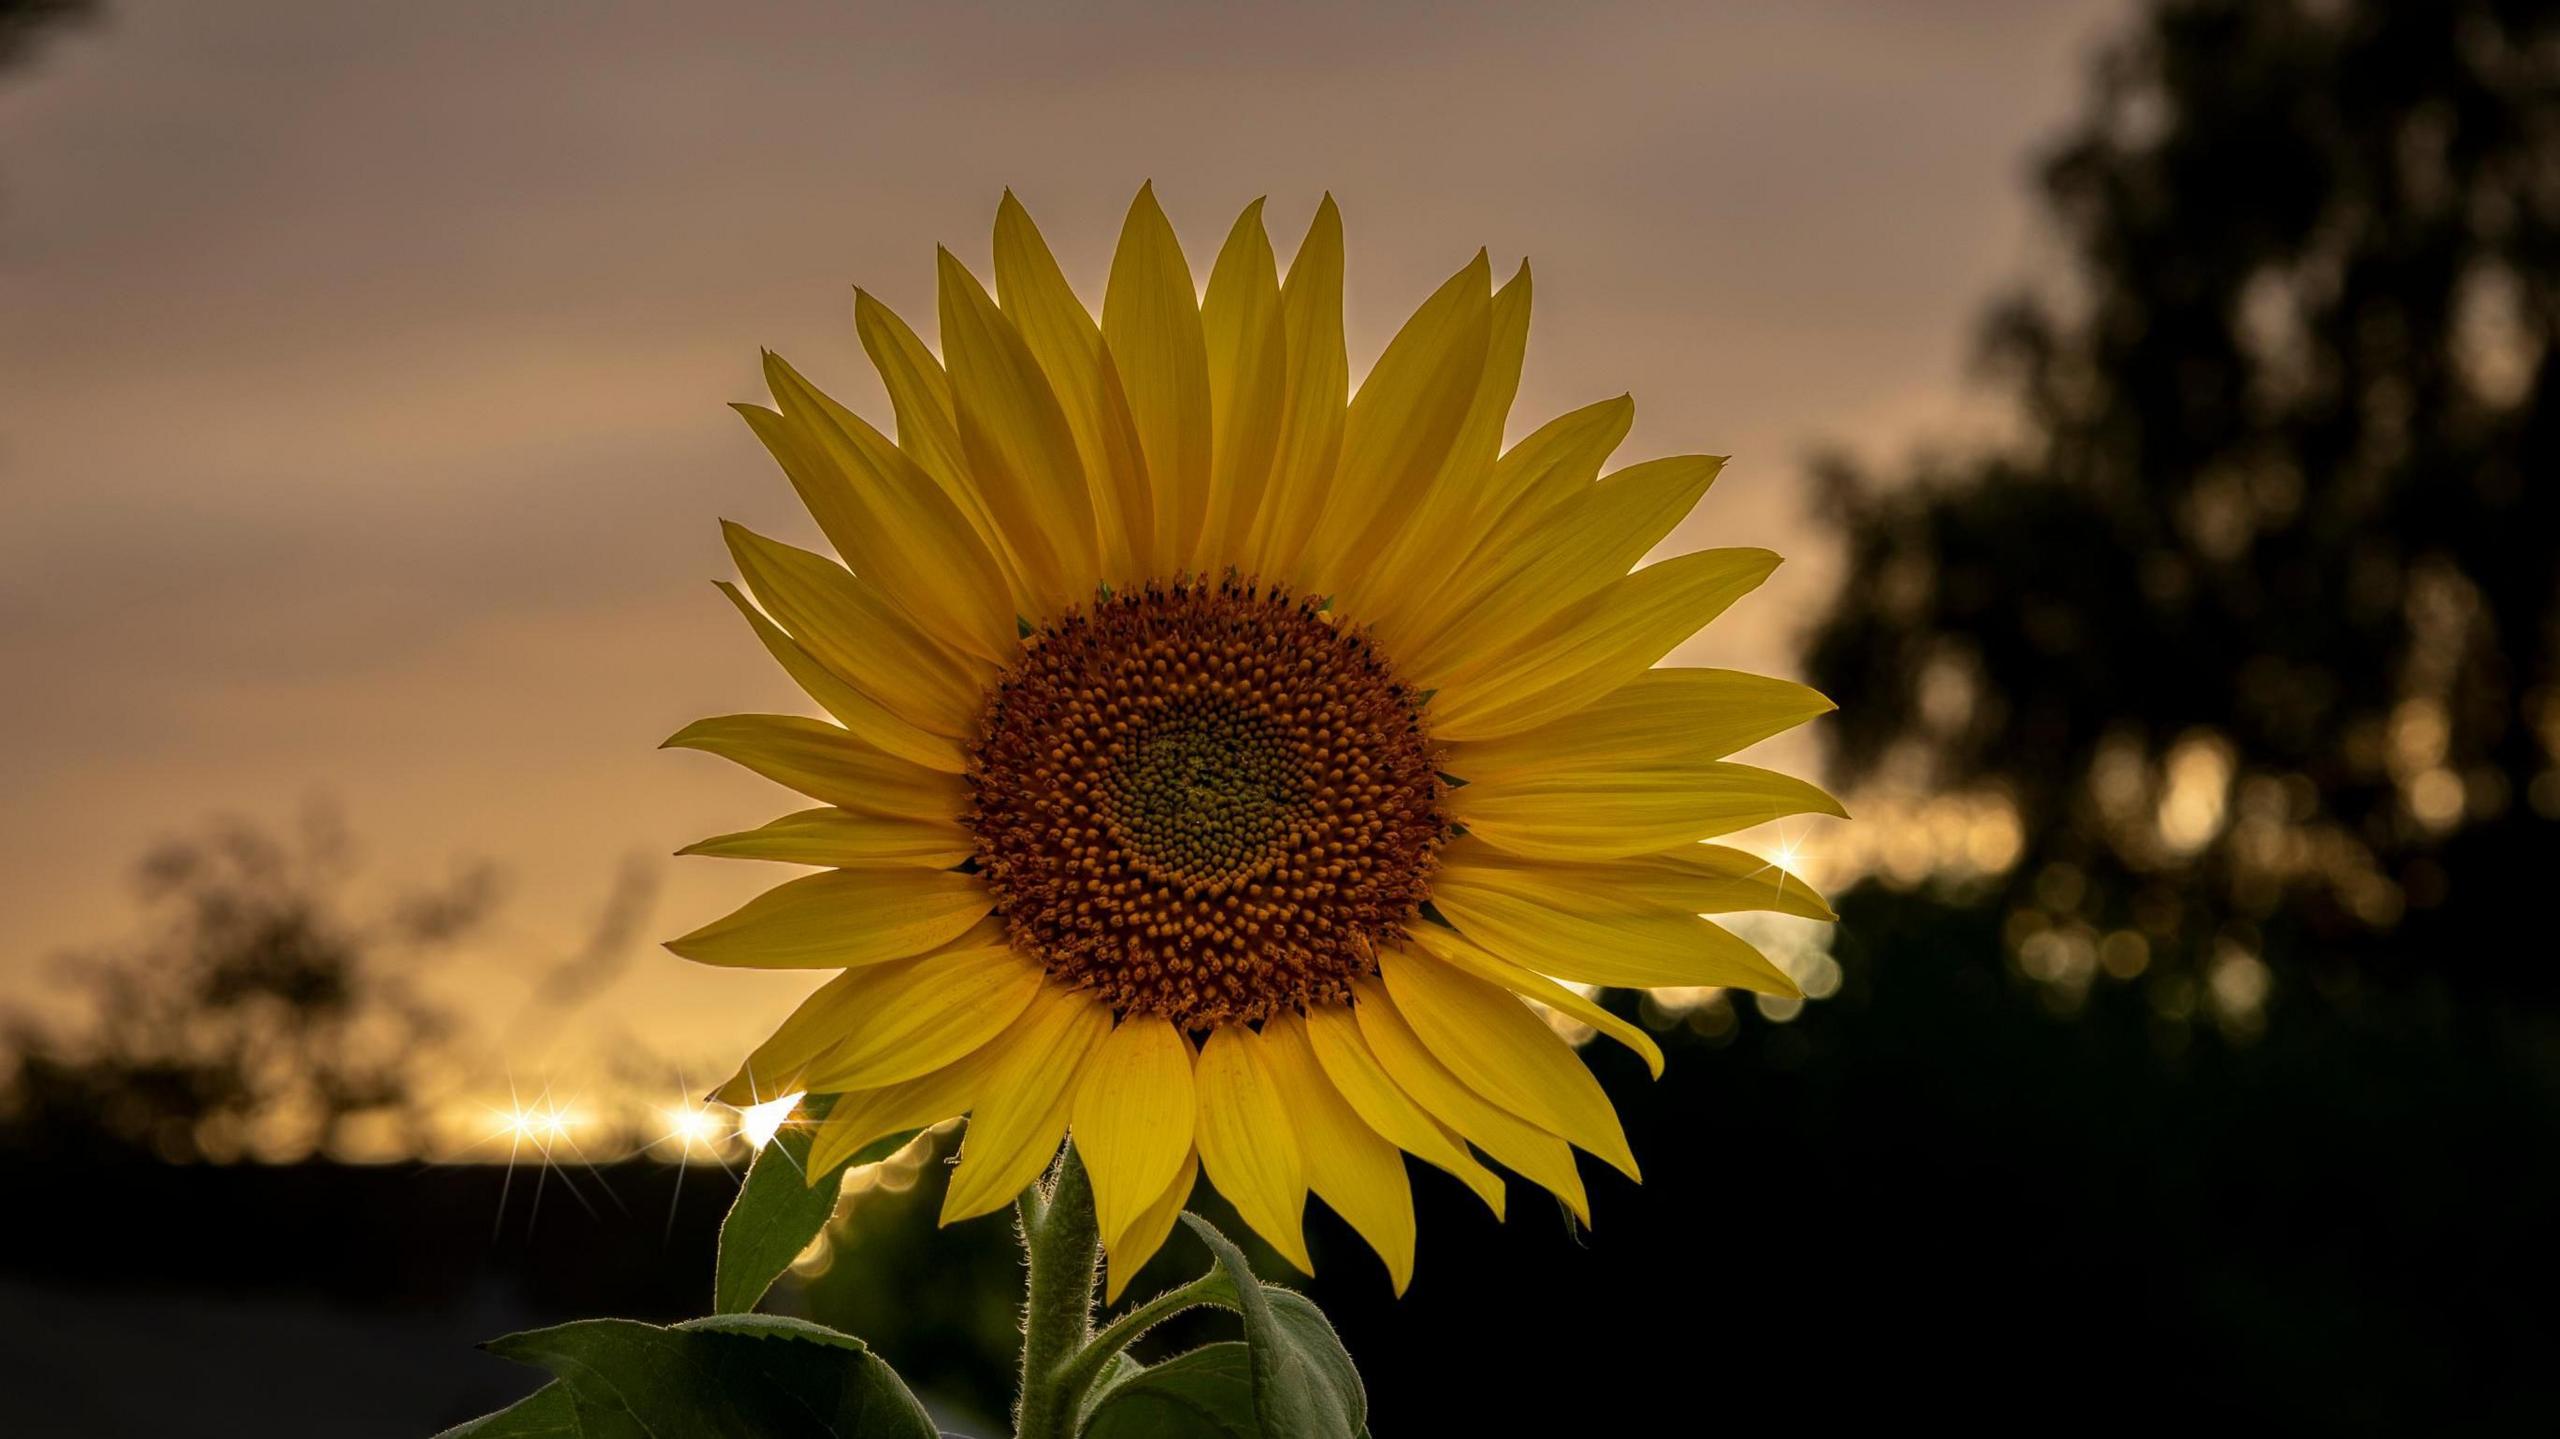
[0,0,2123,1089]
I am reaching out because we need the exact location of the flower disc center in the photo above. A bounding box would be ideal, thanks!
[965,579,1444,1028]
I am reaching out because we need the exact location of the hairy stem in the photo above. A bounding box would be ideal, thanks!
[1049,1272,1227,1420]
[1013,1145,1098,1439]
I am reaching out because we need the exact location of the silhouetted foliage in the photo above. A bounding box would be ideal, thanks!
[1807,0,2559,1027]
[0,807,490,1164]
[0,0,94,71]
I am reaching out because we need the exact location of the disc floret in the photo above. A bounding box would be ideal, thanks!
[966,578,1445,1028]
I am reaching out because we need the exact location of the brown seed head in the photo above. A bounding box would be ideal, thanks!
[965,577,1445,1028]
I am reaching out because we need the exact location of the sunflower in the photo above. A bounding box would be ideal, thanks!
[669,186,1841,1298]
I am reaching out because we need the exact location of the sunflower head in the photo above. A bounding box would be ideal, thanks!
[669,186,1842,1298]
[967,576,1446,1029]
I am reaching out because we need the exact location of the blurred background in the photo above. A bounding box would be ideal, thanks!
[2,0,2554,1433]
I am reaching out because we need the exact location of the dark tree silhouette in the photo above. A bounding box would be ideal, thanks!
[0,809,489,1164]
[0,0,94,70]
[1806,0,2558,1030]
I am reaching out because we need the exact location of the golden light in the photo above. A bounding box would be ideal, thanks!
[660,1103,728,1151]
[496,1103,576,1144]
[737,1093,803,1151]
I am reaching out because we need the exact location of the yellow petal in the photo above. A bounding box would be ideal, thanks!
[1612,842,1838,922]
[1391,396,1632,649]
[941,984,1112,1222]
[1104,1151,1197,1304]
[806,1054,987,1178]
[721,521,993,738]
[850,289,1006,563]
[1072,1015,1198,1250]
[1194,198,1287,572]
[937,247,1102,614]
[1429,846,1798,994]
[1449,758,1847,862]
[662,714,969,819]
[1444,667,1836,780]
[1305,252,1491,594]
[1291,1007,1505,1219]
[1361,260,1532,647]
[1242,196,1346,584]
[1379,946,1637,1180]
[1103,184,1215,569]
[1350,978,1589,1224]
[742,363,1017,664]
[1402,920,1664,1079]
[1260,1010,1417,1294]
[1423,261,1530,516]
[1192,1023,1312,1274]
[1469,395,1635,546]
[992,192,1154,581]
[678,806,974,871]
[793,943,1045,1093]
[1427,547,1782,741]
[665,866,992,970]
[712,929,1033,1104]
[714,582,966,775]
[1445,832,1836,920]
[1403,455,1723,686]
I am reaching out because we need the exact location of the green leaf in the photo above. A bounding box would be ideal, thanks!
[1174,1213,1367,1439]
[479,1312,937,1439]
[714,1092,917,1314]
[429,1381,580,1437]
[1082,1344,1261,1439]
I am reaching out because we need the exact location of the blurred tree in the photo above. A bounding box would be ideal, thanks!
[0,0,93,71]
[1806,0,2558,1033]
[0,807,492,1164]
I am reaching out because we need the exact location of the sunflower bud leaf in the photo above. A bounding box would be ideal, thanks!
[1088,1213,1366,1439]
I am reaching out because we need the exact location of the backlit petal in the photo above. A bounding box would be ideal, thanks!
[741,363,1017,664]
[1444,667,1836,780]
[677,807,974,871]
[1403,920,1665,1079]
[1103,1151,1197,1304]
[992,192,1154,580]
[664,866,992,970]
[1072,1015,1198,1250]
[942,984,1113,1222]
[1242,196,1346,582]
[714,582,965,774]
[1404,454,1722,686]
[1431,846,1799,994]
[721,521,993,737]
[1305,252,1491,595]
[661,714,968,819]
[712,930,1034,1103]
[1350,978,1589,1224]
[1195,198,1287,571]
[1292,1006,1505,1219]
[1428,547,1782,741]
[1193,1023,1312,1273]
[1261,1011,1418,1293]
[793,943,1045,1093]
[938,247,1103,614]
[1380,945,1637,1179]
[1448,757,1847,862]
[1104,184,1216,569]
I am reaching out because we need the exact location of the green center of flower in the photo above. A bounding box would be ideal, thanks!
[1101,694,1313,887]
[964,578,1445,1028]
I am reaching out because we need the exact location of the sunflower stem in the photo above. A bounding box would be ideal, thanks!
[1048,1271,1226,1420]
[1014,1144,1098,1439]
